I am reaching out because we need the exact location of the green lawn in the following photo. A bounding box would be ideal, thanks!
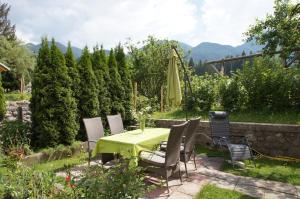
[152,109,300,124]
[194,184,256,199]
[221,158,300,186]
[33,153,87,172]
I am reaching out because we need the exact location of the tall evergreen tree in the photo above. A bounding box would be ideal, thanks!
[92,45,111,120]
[77,47,99,140]
[31,38,78,147]
[115,44,133,122]
[65,42,80,101]
[108,49,124,116]
[49,39,78,145]
[30,38,52,147]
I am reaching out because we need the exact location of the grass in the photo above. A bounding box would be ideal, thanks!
[195,145,228,157]
[194,184,257,199]
[151,109,300,124]
[221,157,300,186]
[33,153,87,172]
[5,91,31,101]
[195,146,300,186]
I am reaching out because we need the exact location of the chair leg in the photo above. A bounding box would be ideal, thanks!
[88,151,91,167]
[184,162,188,178]
[165,170,169,194]
[193,151,197,170]
[178,163,183,184]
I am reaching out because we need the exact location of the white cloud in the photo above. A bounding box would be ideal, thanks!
[193,0,274,46]
[4,0,275,48]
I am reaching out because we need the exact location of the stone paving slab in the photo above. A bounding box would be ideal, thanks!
[263,188,298,199]
[237,175,298,195]
[234,183,265,198]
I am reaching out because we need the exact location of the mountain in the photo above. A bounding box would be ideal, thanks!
[179,40,264,62]
[25,42,83,58]
[178,42,192,54]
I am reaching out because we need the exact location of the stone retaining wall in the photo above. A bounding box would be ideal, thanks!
[154,119,300,158]
[5,100,31,122]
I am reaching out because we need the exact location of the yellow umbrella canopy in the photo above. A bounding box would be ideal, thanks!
[167,49,182,106]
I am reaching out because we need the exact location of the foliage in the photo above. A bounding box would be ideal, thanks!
[126,36,184,101]
[238,57,300,111]
[76,159,152,199]
[77,46,99,140]
[65,42,80,104]
[0,121,31,156]
[30,38,78,147]
[186,74,216,112]
[195,184,256,199]
[219,76,247,112]
[108,49,125,116]
[115,44,133,123]
[4,91,31,101]
[0,36,35,92]
[245,0,300,65]
[0,3,15,40]
[151,109,300,124]
[92,45,111,121]
[0,165,72,199]
[222,157,300,186]
[0,77,5,120]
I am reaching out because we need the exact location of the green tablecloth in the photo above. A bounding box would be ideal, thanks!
[93,128,170,158]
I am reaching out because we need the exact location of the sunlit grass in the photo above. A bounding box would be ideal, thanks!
[194,184,257,199]
[152,109,300,124]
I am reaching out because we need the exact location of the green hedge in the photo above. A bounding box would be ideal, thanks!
[189,57,300,113]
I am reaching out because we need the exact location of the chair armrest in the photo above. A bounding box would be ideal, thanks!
[139,150,166,158]
[88,140,98,143]
[228,135,250,145]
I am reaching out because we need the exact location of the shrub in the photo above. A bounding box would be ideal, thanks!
[187,74,216,112]
[0,120,31,156]
[77,158,152,199]
[238,57,300,111]
[219,76,247,112]
[1,165,71,198]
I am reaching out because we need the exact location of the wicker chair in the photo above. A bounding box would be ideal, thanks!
[139,122,189,192]
[83,117,114,166]
[160,119,200,176]
[107,114,124,135]
[209,111,255,167]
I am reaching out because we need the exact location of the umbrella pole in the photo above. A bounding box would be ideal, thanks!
[184,74,188,121]
[171,45,193,121]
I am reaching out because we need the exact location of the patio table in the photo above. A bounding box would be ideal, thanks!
[92,128,170,158]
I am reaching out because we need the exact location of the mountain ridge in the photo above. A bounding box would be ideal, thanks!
[25,40,264,61]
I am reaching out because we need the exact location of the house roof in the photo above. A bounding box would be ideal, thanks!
[0,62,10,72]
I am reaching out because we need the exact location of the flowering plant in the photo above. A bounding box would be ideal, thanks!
[133,106,151,132]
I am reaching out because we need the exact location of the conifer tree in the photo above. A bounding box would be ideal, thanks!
[31,38,78,147]
[65,42,80,101]
[30,38,53,147]
[77,47,99,140]
[108,49,125,116]
[115,44,133,122]
[49,39,78,145]
[92,45,111,119]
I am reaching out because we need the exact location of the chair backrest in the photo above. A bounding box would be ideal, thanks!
[184,118,200,153]
[209,111,230,138]
[107,114,124,135]
[165,121,189,167]
[83,117,104,150]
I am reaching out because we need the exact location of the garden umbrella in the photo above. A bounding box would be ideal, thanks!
[167,49,182,106]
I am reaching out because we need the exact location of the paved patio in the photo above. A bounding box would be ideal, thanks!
[143,155,299,199]
[57,155,300,199]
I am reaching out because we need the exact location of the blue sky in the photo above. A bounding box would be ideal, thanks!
[4,0,275,48]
